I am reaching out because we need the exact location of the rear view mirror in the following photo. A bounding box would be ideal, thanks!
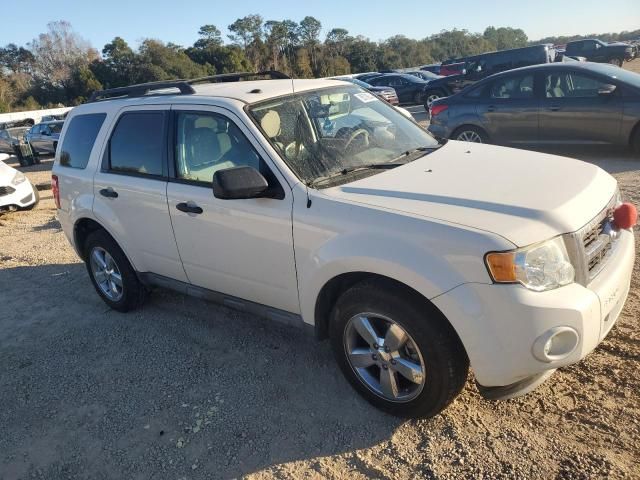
[598,84,617,96]
[212,166,268,200]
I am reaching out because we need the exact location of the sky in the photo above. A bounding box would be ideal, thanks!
[1,0,638,50]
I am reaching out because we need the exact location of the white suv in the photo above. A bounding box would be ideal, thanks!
[52,73,637,417]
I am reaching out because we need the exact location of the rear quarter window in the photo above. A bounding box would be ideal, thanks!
[59,113,107,169]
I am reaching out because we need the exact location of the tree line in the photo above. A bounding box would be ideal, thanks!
[0,18,638,112]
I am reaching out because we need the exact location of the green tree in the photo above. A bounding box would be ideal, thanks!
[195,25,223,48]
[484,26,528,50]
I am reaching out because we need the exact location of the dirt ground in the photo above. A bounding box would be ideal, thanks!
[1,63,639,480]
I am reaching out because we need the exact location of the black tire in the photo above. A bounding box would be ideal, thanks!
[424,89,445,109]
[329,279,469,418]
[84,229,147,312]
[451,125,489,143]
[609,57,623,67]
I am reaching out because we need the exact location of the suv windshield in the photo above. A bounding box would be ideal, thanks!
[248,86,439,187]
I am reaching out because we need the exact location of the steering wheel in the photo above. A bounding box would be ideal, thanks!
[344,128,370,152]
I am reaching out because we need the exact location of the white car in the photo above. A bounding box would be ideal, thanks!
[0,153,39,212]
[52,73,637,417]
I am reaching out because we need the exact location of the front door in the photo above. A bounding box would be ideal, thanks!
[166,106,299,314]
[476,72,539,144]
[92,105,188,282]
[538,69,623,144]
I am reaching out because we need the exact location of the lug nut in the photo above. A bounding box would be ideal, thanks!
[372,354,378,361]
[373,344,379,349]
[382,364,388,370]
[384,346,390,353]
[390,359,396,365]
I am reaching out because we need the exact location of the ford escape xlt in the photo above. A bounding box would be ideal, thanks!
[52,73,637,418]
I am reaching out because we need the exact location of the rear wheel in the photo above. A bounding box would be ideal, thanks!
[329,279,469,418]
[84,229,147,312]
[452,125,488,143]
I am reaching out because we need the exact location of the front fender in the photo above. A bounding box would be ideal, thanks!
[293,187,511,326]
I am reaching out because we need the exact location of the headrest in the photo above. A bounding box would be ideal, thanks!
[261,110,281,138]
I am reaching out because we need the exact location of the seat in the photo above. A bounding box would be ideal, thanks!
[186,127,221,168]
[548,75,565,98]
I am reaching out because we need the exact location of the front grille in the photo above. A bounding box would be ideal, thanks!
[0,186,16,197]
[565,193,619,285]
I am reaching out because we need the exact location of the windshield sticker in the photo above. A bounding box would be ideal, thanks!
[354,92,377,103]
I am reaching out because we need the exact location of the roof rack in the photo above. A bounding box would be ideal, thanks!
[88,80,195,102]
[87,70,291,103]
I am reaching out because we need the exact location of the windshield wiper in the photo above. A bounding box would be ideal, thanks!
[308,162,404,188]
[389,145,442,164]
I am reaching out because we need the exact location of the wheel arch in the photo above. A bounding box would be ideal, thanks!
[74,217,136,270]
[313,271,465,355]
[450,123,490,142]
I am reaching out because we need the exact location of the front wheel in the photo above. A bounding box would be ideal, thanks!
[424,90,444,109]
[84,229,147,312]
[609,57,623,67]
[329,279,469,418]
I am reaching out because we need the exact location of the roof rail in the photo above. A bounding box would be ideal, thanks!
[188,70,290,84]
[88,80,195,102]
[87,71,291,103]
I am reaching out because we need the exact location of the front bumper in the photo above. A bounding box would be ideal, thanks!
[432,229,635,393]
[0,180,38,211]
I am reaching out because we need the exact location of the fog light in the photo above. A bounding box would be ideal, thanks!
[532,327,579,363]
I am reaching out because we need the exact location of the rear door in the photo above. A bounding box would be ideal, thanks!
[475,71,539,144]
[538,69,623,144]
[92,105,188,282]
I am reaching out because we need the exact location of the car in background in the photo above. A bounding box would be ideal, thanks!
[367,73,430,105]
[420,63,441,75]
[565,39,634,67]
[0,154,39,212]
[25,120,64,156]
[354,72,386,83]
[0,127,29,155]
[427,62,640,152]
[423,44,557,108]
[404,70,441,82]
[439,62,465,76]
[332,77,400,105]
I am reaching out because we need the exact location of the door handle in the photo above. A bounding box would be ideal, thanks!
[176,202,203,214]
[99,188,118,198]
[487,105,496,112]
[549,105,561,111]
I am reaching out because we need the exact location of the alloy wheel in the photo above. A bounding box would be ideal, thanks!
[456,130,483,143]
[343,313,426,402]
[426,94,440,108]
[90,247,124,301]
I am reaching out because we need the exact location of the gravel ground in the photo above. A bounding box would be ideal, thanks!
[1,70,639,478]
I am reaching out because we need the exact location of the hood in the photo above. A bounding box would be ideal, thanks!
[322,141,617,247]
[607,42,631,48]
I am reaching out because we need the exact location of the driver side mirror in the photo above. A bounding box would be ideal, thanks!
[598,84,617,96]
[212,166,269,200]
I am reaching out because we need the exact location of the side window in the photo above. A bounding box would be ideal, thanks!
[490,74,534,99]
[59,113,106,169]
[388,77,405,87]
[175,112,262,184]
[108,112,166,177]
[545,72,609,98]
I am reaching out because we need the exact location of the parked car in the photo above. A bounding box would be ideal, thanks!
[428,62,640,151]
[423,44,557,107]
[420,63,441,75]
[0,154,39,212]
[25,120,64,156]
[367,73,430,104]
[404,70,441,82]
[354,72,386,83]
[0,127,29,155]
[52,73,636,418]
[439,62,465,76]
[565,39,634,67]
[332,77,400,105]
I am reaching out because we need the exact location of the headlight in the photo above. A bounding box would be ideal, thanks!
[11,171,27,186]
[485,236,575,292]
